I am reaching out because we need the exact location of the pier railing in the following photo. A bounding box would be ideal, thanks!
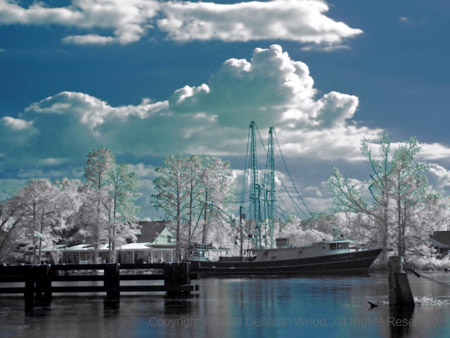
[0,262,197,308]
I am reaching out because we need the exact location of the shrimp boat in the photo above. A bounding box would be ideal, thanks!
[187,235,382,277]
[187,122,382,276]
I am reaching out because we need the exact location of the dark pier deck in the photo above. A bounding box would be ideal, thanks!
[0,262,197,308]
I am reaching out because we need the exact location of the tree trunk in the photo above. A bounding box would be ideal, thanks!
[202,190,208,244]
[38,204,45,264]
[175,176,181,261]
[32,203,37,264]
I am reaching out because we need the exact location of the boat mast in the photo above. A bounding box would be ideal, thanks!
[249,121,262,248]
[267,127,276,248]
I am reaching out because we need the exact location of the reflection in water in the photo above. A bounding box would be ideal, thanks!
[164,298,192,315]
[104,298,120,312]
[0,274,450,337]
[388,306,415,338]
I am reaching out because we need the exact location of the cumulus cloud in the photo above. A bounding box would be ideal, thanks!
[0,0,362,46]
[427,164,450,192]
[0,0,158,44]
[418,143,450,161]
[0,45,381,170]
[158,0,362,45]
[170,45,360,131]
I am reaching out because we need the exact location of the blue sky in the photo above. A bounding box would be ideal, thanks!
[1,0,450,219]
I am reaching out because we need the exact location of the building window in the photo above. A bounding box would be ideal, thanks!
[167,236,172,243]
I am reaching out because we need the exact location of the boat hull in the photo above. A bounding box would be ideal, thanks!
[189,248,382,277]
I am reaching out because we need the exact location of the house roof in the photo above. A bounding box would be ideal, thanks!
[431,231,450,246]
[137,220,172,243]
[428,236,450,249]
[120,243,153,250]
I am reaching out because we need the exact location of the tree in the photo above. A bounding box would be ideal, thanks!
[84,147,115,262]
[16,179,62,263]
[153,154,188,259]
[328,134,431,263]
[83,147,139,262]
[152,154,234,258]
[0,186,24,263]
[182,155,203,244]
[198,155,233,244]
[389,138,429,256]
[106,162,140,261]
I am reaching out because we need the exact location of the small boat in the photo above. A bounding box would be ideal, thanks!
[187,237,382,277]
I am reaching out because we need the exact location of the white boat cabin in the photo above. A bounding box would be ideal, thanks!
[252,239,353,262]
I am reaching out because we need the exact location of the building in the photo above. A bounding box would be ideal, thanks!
[41,221,177,264]
[428,231,450,257]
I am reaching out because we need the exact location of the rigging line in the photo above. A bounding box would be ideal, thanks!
[275,169,309,218]
[255,123,268,153]
[275,205,291,219]
[273,129,312,216]
[411,270,450,288]
[276,204,289,216]
[275,202,294,220]
[211,202,257,248]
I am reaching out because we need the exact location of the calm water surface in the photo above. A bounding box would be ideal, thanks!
[0,273,449,338]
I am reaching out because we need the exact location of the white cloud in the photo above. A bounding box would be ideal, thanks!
[0,0,362,46]
[0,45,383,169]
[427,164,450,191]
[419,143,450,160]
[63,34,115,45]
[158,0,362,45]
[0,0,158,44]
[1,116,33,130]
[170,45,360,132]
[128,163,158,179]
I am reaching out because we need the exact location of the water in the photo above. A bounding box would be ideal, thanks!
[0,273,449,338]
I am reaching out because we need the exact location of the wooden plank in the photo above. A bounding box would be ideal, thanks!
[120,263,165,270]
[119,285,196,292]
[0,266,31,275]
[0,276,26,282]
[51,286,106,293]
[120,274,164,280]
[50,264,106,271]
[51,275,104,281]
[0,287,26,294]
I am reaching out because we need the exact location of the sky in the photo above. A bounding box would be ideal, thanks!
[1,0,450,220]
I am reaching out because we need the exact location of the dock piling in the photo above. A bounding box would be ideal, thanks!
[1,262,197,308]
[388,256,415,307]
[104,263,120,300]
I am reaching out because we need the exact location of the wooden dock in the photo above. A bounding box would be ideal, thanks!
[0,262,197,308]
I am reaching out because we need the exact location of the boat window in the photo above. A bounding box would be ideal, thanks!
[330,243,337,250]
[298,250,302,255]
[337,243,343,250]
[344,243,349,249]
[271,256,276,261]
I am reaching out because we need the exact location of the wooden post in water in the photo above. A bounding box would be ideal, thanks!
[164,262,191,297]
[24,266,35,309]
[388,256,415,307]
[35,264,52,306]
[104,263,120,300]
[24,265,52,307]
